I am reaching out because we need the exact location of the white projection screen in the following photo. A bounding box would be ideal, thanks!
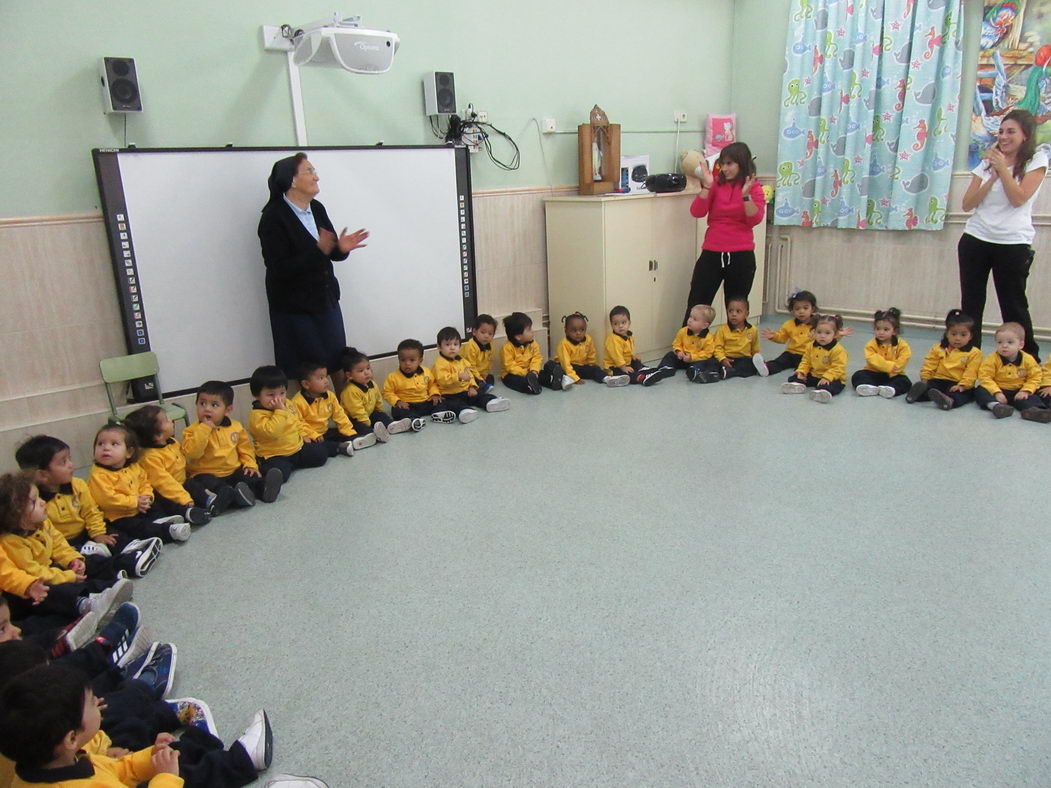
[93,146,476,396]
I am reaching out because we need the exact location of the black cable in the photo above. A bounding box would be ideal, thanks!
[123,114,128,148]
[474,121,520,171]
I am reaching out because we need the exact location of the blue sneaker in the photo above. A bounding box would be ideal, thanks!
[96,602,141,666]
[167,697,217,736]
[126,642,177,699]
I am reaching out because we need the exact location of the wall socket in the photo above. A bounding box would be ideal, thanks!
[674,111,688,124]
[542,118,557,133]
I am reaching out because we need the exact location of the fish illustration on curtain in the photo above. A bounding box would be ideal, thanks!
[775,0,963,231]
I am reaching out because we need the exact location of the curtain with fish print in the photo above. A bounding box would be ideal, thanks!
[774,0,964,230]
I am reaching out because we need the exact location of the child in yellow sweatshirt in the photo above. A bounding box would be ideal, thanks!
[657,304,717,382]
[975,322,1049,420]
[462,314,498,395]
[761,289,819,375]
[782,313,848,403]
[547,312,629,388]
[500,312,545,394]
[850,307,912,398]
[338,348,400,439]
[291,361,375,451]
[712,297,769,379]
[603,306,673,387]
[381,340,440,429]
[430,326,510,423]
[906,309,982,411]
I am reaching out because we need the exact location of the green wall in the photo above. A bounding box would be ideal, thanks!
[0,0,736,218]
[731,0,987,176]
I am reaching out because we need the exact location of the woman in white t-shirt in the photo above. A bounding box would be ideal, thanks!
[959,109,1047,358]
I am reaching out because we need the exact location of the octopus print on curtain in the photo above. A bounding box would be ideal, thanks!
[774,0,964,231]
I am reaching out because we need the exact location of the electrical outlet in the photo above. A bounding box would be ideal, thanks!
[674,111,688,124]
[261,25,292,52]
[476,110,488,123]
[543,118,557,133]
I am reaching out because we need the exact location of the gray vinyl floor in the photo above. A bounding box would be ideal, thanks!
[131,320,1051,787]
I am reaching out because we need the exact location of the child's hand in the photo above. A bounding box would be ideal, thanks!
[395,400,409,410]
[1039,386,1051,398]
[760,328,776,340]
[93,533,118,547]
[243,466,261,478]
[458,370,472,381]
[26,580,48,604]
[151,746,180,775]
[618,366,632,375]
[153,733,176,751]
[995,392,1008,404]
[429,394,442,404]
[107,747,130,758]
[136,495,152,513]
[69,559,86,575]
[949,385,965,393]
[467,386,478,396]
[1016,390,1030,400]
[721,359,733,369]
[794,372,806,381]
[818,378,831,386]
[839,326,855,337]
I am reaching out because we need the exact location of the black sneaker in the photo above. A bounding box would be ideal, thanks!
[926,388,953,411]
[525,372,542,395]
[1021,407,1051,423]
[233,482,256,507]
[702,370,723,384]
[131,539,162,577]
[905,380,928,403]
[641,366,675,387]
[686,366,700,382]
[991,402,1014,419]
[184,506,211,526]
[208,486,234,516]
[260,468,283,503]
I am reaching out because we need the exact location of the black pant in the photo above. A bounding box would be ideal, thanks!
[722,356,761,379]
[109,512,178,544]
[958,233,1039,358]
[440,391,497,413]
[569,363,609,383]
[764,351,802,375]
[683,249,757,324]
[67,533,142,577]
[851,369,912,396]
[350,411,392,435]
[6,582,84,625]
[259,441,331,482]
[191,468,259,507]
[792,373,845,395]
[502,372,541,394]
[605,359,649,385]
[152,475,209,517]
[539,361,568,390]
[390,400,435,419]
[915,378,975,409]
[975,386,1048,412]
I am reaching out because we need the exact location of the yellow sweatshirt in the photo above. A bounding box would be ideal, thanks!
[862,337,912,376]
[291,390,355,438]
[88,464,153,522]
[1040,357,1051,388]
[461,336,493,381]
[247,402,309,459]
[500,340,543,378]
[0,520,83,585]
[181,418,257,478]
[138,440,192,506]
[713,322,760,361]
[798,340,848,383]
[40,478,107,541]
[382,367,440,406]
[603,332,637,373]
[432,354,477,396]
[0,549,38,598]
[1,731,113,788]
[7,746,183,788]
[671,327,714,362]
[339,381,385,424]
[977,351,1042,395]
[919,343,983,387]
[555,336,600,381]
[767,318,813,356]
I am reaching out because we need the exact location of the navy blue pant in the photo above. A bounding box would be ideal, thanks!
[851,369,912,396]
[790,373,845,396]
[269,303,347,380]
[109,511,178,544]
[350,411,392,435]
[191,468,263,507]
[391,400,435,419]
[722,356,761,379]
[764,351,802,375]
[914,378,974,409]
[439,391,497,413]
[975,386,1048,412]
[259,441,331,482]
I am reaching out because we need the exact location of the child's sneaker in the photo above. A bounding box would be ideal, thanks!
[458,408,480,424]
[431,410,456,424]
[236,709,274,772]
[485,397,511,412]
[96,602,147,667]
[603,374,630,387]
[233,482,256,507]
[265,776,329,788]
[560,374,576,390]
[641,366,675,387]
[905,380,928,403]
[123,537,162,577]
[700,370,723,384]
[781,381,806,394]
[79,541,112,559]
[1021,407,1051,423]
[856,384,879,397]
[168,697,218,736]
[926,388,953,411]
[77,577,133,625]
[152,515,185,526]
[127,642,177,699]
[60,609,102,654]
[208,486,234,516]
[351,433,377,450]
[182,504,209,526]
[387,418,412,434]
[260,468,283,504]
[752,353,769,377]
[809,389,833,404]
[337,441,355,457]
[410,417,426,432]
[168,521,192,542]
[372,422,391,442]
[525,371,542,394]
[686,366,700,382]
[877,385,896,399]
[203,489,218,509]
[991,402,1014,418]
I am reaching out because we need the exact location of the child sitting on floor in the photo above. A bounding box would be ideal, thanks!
[337,348,398,439]
[291,361,375,451]
[500,313,544,394]
[547,313,629,388]
[431,326,510,422]
[462,314,497,394]
[381,340,438,429]
[761,289,820,375]
[851,307,912,399]
[781,313,848,403]
[182,381,283,506]
[657,304,717,382]
[974,321,1049,420]
[603,306,672,386]
[907,310,983,411]
[712,296,768,379]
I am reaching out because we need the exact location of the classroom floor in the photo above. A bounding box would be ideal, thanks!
[131,321,1051,786]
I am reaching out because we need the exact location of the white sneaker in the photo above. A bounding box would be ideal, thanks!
[387,418,411,435]
[856,384,879,397]
[781,381,806,394]
[78,577,134,622]
[809,389,833,403]
[753,353,769,377]
[152,515,185,526]
[410,417,426,432]
[603,374,630,387]
[265,777,328,788]
[561,374,576,390]
[485,396,511,412]
[80,541,111,559]
[351,433,377,450]
[431,410,456,424]
[168,521,191,542]
[877,385,896,399]
[337,440,354,457]
[237,710,274,772]
[458,408,480,424]
[372,422,390,442]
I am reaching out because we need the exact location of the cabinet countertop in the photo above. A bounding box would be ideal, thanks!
[543,190,702,204]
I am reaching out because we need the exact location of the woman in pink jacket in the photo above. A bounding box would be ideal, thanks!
[683,142,765,324]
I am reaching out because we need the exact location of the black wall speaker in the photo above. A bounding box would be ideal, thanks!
[100,57,143,114]
[423,71,456,115]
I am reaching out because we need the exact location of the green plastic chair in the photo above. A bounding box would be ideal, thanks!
[99,351,187,427]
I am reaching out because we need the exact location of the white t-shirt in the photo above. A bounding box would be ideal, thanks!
[963,149,1048,245]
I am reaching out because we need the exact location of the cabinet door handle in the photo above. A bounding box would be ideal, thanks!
[647,260,654,271]
[654,260,659,271]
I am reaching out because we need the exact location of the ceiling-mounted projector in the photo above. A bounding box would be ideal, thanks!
[291,15,399,74]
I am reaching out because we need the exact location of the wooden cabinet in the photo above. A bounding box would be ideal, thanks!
[545,191,766,362]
